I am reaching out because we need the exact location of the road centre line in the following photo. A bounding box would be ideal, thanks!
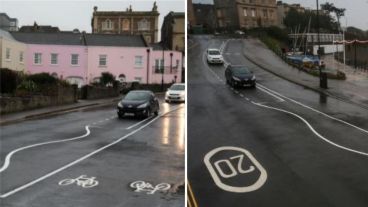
[252,101,368,157]
[0,106,182,199]
[256,86,285,102]
[0,126,91,173]
[125,116,153,130]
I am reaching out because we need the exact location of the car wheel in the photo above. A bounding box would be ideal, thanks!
[154,110,159,116]
[145,108,151,118]
[118,113,124,119]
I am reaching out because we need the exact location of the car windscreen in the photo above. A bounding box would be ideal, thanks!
[232,66,250,75]
[170,84,185,91]
[208,50,220,55]
[124,92,150,101]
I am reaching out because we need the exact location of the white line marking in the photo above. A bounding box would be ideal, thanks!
[239,94,244,98]
[125,116,153,130]
[0,106,181,198]
[252,101,368,157]
[256,86,285,102]
[257,84,368,135]
[105,118,109,121]
[0,126,91,173]
[58,175,98,188]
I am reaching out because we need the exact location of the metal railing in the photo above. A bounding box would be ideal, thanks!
[152,66,179,74]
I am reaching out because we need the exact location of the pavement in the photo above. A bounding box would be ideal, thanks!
[242,38,368,109]
[0,97,123,126]
[0,97,185,206]
[188,35,368,207]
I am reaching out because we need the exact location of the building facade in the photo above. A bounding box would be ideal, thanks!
[0,13,18,32]
[188,0,196,28]
[193,4,217,33]
[161,12,185,52]
[91,3,159,44]
[214,0,278,30]
[9,32,182,86]
[0,29,26,72]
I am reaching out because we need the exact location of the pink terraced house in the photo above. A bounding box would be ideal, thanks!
[11,32,182,87]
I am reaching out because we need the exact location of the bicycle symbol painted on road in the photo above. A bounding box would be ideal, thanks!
[130,181,171,194]
[58,175,99,188]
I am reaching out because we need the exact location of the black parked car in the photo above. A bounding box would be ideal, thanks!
[225,65,256,88]
[117,90,159,118]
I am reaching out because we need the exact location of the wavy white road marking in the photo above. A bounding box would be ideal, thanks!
[252,101,368,157]
[0,106,181,199]
[0,126,91,173]
[256,83,368,135]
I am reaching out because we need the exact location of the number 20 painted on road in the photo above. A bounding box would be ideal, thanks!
[204,146,267,193]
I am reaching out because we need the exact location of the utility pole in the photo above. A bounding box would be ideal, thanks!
[316,0,327,88]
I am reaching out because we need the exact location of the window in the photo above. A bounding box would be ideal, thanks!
[137,19,150,31]
[155,59,164,73]
[243,8,247,17]
[102,19,113,30]
[122,19,130,31]
[99,55,107,66]
[135,56,143,67]
[19,51,24,63]
[251,8,256,17]
[176,59,180,67]
[134,77,142,82]
[51,53,58,65]
[5,48,11,60]
[263,9,268,18]
[71,54,79,65]
[34,53,42,64]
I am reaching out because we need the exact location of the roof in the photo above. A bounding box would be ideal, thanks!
[0,29,16,41]
[10,32,148,47]
[84,34,147,47]
[93,11,159,16]
[0,13,18,21]
[10,32,85,45]
[19,25,60,33]
[149,42,165,50]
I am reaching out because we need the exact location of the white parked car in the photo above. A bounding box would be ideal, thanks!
[206,48,224,64]
[165,83,185,103]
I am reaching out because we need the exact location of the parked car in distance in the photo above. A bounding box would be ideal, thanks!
[234,30,245,35]
[225,65,256,88]
[206,48,224,64]
[117,90,159,118]
[165,83,185,103]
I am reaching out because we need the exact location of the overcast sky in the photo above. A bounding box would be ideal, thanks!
[0,0,185,40]
[193,0,368,30]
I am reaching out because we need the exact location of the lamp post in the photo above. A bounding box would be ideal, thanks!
[161,45,165,91]
[146,48,150,84]
[170,52,173,73]
[316,0,327,89]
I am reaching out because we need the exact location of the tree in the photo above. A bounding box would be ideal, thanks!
[321,2,345,31]
[99,72,115,86]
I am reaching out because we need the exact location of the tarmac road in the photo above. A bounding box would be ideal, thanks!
[0,98,185,207]
[188,35,368,207]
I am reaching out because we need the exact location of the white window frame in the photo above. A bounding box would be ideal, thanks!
[243,8,248,17]
[102,19,113,30]
[134,77,142,83]
[99,55,107,67]
[51,53,58,65]
[251,9,256,17]
[135,56,143,67]
[5,48,11,60]
[34,53,42,65]
[137,19,150,31]
[71,54,79,66]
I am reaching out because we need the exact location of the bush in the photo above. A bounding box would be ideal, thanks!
[0,68,20,94]
[100,72,115,86]
[27,73,58,85]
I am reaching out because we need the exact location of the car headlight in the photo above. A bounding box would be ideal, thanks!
[118,102,123,108]
[232,76,240,81]
[251,75,256,80]
[137,102,148,108]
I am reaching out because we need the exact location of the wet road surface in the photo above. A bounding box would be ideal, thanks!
[188,35,368,207]
[0,98,185,207]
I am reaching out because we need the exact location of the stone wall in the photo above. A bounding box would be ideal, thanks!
[80,85,119,100]
[0,86,77,114]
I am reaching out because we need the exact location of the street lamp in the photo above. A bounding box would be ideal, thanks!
[146,48,150,84]
[316,0,327,89]
[170,52,173,73]
[161,44,165,91]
